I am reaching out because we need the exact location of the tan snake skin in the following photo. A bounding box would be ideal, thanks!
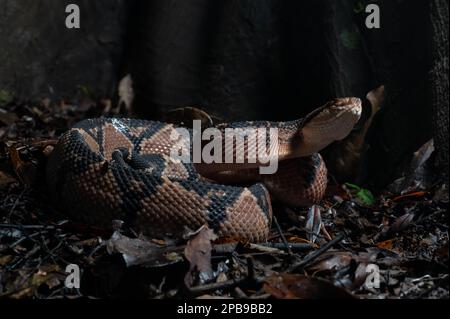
[46,98,361,242]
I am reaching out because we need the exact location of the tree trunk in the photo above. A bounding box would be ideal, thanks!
[0,0,129,100]
[429,0,449,179]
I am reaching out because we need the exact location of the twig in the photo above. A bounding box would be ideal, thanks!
[0,224,56,230]
[237,251,289,257]
[246,257,255,281]
[248,243,283,254]
[320,224,332,241]
[272,216,292,255]
[3,230,47,251]
[187,276,266,296]
[233,287,248,298]
[262,242,314,251]
[187,278,246,295]
[287,233,345,272]
[7,189,26,221]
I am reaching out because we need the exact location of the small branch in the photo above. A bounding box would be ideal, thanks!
[287,233,345,272]
[262,242,314,251]
[0,224,56,230]
[187,278,246,296]
[272,216,292,255]
[187,275,266,296]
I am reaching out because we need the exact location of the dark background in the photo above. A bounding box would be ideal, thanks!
[0,0,448,191]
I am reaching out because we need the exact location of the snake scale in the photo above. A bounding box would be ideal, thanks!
[46,98,362,242]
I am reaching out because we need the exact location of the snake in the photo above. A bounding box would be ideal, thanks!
[46,97,362,242]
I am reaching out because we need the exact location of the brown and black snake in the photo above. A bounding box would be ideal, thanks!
[46,97,362,242]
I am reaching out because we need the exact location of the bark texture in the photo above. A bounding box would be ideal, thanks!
[429,0,449,179]
[0,0,129,100]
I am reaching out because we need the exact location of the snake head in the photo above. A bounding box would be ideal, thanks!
[299,97,362,155]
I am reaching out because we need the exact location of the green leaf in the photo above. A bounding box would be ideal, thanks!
[344,183,376,206]
[344,183,360,190]
[356,188,376,206]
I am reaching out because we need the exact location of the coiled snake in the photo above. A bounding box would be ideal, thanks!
[46,98,361,242]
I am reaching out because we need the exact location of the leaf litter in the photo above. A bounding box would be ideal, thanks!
[0,98,448,299]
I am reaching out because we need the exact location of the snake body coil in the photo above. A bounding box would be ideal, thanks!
[46,98,362,242]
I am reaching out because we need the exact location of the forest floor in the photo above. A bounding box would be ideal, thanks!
[0,99,448,299]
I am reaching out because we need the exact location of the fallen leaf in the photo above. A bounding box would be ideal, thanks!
[377,239,394,250]
[6,265,63,299]
[388,140,435,193]
[366,85,385,112]
[352,262,370,289]
[308,249,379,274]
[305,205,322,244]
[0,255,14,266]
[308,251,354,273]
[106,231,183,267]
[264,273,354,299]
[391,191,428,202]
[118,74,134,112]
[184,225,218,287]
[387,213,415,234]
[9,145,37,186]
[345,183,376,206]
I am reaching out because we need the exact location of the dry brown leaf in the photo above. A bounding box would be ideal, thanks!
[0,255,14,266]
[388,140,436,193]
[392,191,428,202]
[352,262,370,289]
[366,85,385,112]
[9,145,37,186]
[387,213,415,234]
[264,273,354,299]
[184,225,218,287]
[106,231,183,267]
[377,239,394,250]
[308,251,354,273]
[6,265,62,299]
[118,74,134,112]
